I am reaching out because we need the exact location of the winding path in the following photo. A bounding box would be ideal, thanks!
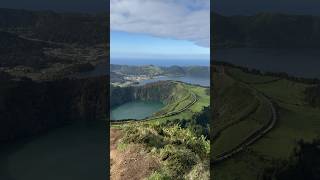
[212,71,278,164]
[18,35,72,47]
[110,84,198,125]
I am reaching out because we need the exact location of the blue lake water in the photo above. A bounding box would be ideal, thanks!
[110,59,210,86]
[111,100,165,120]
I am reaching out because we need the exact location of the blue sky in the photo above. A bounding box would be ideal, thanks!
[111,31,210,60]
[110,0,210,63]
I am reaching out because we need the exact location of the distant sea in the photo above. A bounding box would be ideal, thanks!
[110,58,210,67]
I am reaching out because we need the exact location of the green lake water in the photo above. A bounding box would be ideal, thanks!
[111,101,165,120]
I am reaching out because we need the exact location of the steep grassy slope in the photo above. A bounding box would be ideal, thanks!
[110,81,210,179]
[212,65,320,180]
[212,67,273,159]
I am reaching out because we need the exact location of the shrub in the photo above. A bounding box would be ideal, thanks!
[148,171,171,180]
[159,145,198,179]
[185,161,210,180]
[119,122,210,179]
[121,125,165,148]
[162,125,210,158]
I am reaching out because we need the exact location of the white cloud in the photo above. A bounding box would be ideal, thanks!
[110,0,210,47]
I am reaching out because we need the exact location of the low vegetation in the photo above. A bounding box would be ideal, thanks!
[111,81,210,179]
[212,65,320,180]
[263,140,320,179]
[119,110,209,179]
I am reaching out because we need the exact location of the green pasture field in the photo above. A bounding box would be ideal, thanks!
[213,66,320,180]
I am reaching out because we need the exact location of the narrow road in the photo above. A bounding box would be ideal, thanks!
[18,35,71,47]
[212,72,278,164]
[110,85,198,125]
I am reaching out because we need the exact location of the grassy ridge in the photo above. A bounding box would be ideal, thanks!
[212,68,273,158]
[213,66,320,180]
[111,81,210,179]
[111,82,208,124]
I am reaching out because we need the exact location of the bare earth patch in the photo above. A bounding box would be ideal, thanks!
[110,128,160,180]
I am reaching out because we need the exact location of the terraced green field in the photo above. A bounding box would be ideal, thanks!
[213,66,320,180]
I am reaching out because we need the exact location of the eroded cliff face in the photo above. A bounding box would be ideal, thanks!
[0,76,107,142]
[110,81,188,109]
[110,85,135,109]
[133,81,178,103]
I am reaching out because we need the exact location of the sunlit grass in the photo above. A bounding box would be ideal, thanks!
[111,81,210,179]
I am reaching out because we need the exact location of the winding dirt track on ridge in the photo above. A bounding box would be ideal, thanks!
[212,71,278,164]
[110,84,198,125]
[18,35,71,47]
[110,129,159,180]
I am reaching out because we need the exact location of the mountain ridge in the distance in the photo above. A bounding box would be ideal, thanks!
[212,12,320,48]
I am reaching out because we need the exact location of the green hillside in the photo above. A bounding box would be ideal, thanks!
[212,65,320,179]
[110,64,210,78]
[111,81,210,179]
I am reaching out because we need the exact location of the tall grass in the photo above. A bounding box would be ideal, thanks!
[120,116,210,179]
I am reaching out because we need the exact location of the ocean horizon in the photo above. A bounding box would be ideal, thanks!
[110,58,210,67]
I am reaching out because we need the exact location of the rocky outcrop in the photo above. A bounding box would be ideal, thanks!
[0,76,107,142]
